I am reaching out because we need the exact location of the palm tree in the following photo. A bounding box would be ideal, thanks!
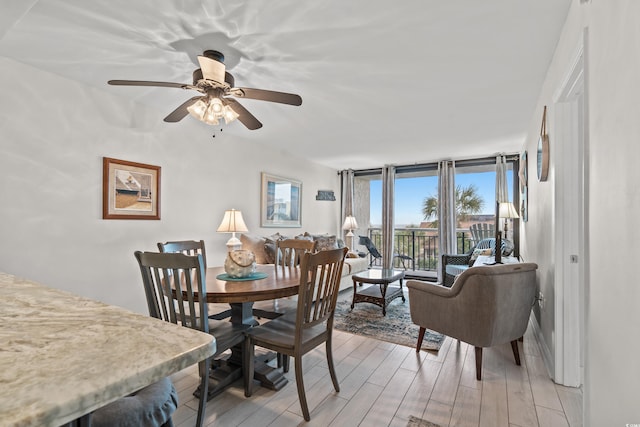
[422,184,484,224]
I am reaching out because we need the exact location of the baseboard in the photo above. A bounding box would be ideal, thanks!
[530,314,556,380]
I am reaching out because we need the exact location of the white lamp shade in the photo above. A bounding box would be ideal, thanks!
[498,202,520,219]
[216,209,249,233]
[342,216,358,231]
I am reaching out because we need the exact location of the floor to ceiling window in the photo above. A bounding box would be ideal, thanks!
[349,155,519,277]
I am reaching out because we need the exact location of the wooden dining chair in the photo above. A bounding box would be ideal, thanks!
[157,239,207,269]
[134,251,247,427]
[253,238,317,321]
[243,247,347,421]
[275,238,317,274]
[157,239,235,321]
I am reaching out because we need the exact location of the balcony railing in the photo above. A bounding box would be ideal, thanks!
[366,228,475,272]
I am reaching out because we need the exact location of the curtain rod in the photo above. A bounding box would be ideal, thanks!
[338,153,520,175]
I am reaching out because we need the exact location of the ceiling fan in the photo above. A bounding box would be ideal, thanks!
[107,50,302,130]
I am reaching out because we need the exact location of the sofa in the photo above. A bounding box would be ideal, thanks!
[240,232,369,293]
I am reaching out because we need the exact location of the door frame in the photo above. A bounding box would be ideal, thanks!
[551,29,588,387]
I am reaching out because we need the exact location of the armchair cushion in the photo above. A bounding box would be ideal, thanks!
[91,377,177,427]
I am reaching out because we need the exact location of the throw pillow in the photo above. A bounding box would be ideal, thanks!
[264,233,287,264]
[468,247,492,266]
[305,233,339,251]
[240,234,268,264]
[502,239,515,256]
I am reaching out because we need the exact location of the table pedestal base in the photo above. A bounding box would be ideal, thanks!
[253,352,288,391]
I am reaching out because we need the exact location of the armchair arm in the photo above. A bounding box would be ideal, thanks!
[407,279,460,298]
[441,253,472,287]
[442,254,471,265]
[407,280,465,340]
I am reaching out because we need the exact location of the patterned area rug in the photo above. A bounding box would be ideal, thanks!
[333,290,444,351]
[407,416,441,427]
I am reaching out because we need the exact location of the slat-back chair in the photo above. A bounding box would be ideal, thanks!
[275,238,317,275]
[134,251,247,427]
[157,240,207,269]
[243,247,348,421]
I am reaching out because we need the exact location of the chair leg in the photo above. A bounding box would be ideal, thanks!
[416,327,426,352]
[474,347,483,381]
[282,355,290,373]
[196,359,209,427]
[510,340,521,366]
[294,356,310,421]
[243,337,255,397]
[326,336,340,393]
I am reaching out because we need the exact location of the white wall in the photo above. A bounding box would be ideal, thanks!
[0,58,340,314]
[521,1,640,424]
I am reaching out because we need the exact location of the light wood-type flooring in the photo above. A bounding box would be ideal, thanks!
[169,316,582,427]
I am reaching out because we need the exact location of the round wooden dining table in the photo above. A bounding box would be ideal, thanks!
[202,264,302,393]
[204,264,301,326]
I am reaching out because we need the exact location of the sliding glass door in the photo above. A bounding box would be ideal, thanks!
[350,155,519,275]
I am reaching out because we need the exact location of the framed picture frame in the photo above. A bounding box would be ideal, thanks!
[103,157,161,220]
[261,172,302,227]
[519,150,528,222]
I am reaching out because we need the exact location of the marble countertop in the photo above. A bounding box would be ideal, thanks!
[0,272,216,427]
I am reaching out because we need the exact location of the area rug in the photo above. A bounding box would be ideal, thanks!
[333,291,444,351]
[407,415,441,427]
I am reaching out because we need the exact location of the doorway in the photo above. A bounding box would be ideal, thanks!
[553,35,587,387]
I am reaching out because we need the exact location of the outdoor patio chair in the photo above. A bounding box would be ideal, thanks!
[358,235,414,269]
[441,238,513,287]
[469,223,495,245]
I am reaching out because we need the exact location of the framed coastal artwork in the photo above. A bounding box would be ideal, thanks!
[103,157,161,220]
[519,151,528,222]
[261,172,301,227]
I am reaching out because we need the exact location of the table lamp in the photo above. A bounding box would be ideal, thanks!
[498,202,520,240]
[216,209,248,252]
[342,215,358,253]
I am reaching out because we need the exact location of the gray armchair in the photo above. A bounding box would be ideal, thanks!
[407,262,538,380]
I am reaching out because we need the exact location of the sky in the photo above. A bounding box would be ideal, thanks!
[369,171,514,226]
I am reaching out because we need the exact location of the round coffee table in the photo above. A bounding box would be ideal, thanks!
[351,269,405,316]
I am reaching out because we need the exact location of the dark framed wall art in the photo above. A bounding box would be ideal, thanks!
[103,157,161,220]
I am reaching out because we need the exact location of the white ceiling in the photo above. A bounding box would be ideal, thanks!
[0,0,571,170]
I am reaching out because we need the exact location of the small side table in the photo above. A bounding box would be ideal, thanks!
[351,269,405,316]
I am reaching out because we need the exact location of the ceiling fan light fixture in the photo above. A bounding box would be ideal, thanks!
[186,98,208,120]
[108,49,301,130]
[210,97,224,114]
[203,106,220,125]
[223,105,239,124]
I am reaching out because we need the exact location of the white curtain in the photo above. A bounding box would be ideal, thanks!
[496,155,509,203]
[438,160,456,281]
[341,169,355,219]
[382,165,395,269]
[495,154,508,241]
[340,169,356,245]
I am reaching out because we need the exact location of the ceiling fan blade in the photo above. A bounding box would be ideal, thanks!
[224,98,263,130]
[108,80,196,90]
[231,87,302,106]
[197,55,226,84]
[163,97,201,122]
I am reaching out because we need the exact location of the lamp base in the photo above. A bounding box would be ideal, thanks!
[226,235,242,252]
